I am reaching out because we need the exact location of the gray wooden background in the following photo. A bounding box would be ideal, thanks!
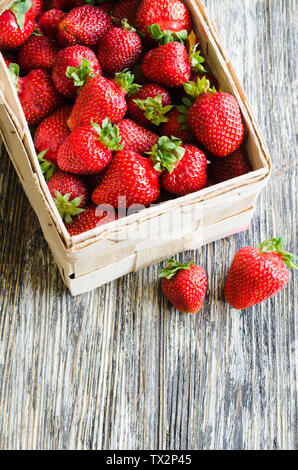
[0,0,297,450]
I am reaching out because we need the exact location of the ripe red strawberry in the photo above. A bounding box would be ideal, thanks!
[97,23,142,74]
[159,258,207,314]
[38,9,65,39]
[157,143,208,196]
[17,36,58,73]
[31,0,44,18]
[65,204,116,236]
[58,118,123,174]
[34,105,72,165]
[58,5,113,49]
[160,107,192,143]
[116,119,159,154]
[136,0,192,40]
[141,42,191,87]
[185,76,245,157]
[47,170,88,223]
[91,150,160,208]
[127,83,172,128]
[225,238,298,310]
[68,70,140,130]
[210,147,251,183]
[10,65,65,126]
[112,0,140,26]
[0,0,35,50]
[52,45,101,98]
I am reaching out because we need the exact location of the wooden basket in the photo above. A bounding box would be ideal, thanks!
[0,0,271,295]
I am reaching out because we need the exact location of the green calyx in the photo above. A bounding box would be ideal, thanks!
[133,95,173,126]
[91,118,124,151]
[175,97,193,130]
[258,237,298,270]
[114,69,141,97]
[189,43,206,73]
[159,258,192,280]
[8,63,20,92]
[121,18,139,34]
[53,191,84,224]
[148,24,188,45]
[66,57,98,90]
[38,149,56,182]
[11,0,32,31]
[147,136,185,174]
[183,75,217,99]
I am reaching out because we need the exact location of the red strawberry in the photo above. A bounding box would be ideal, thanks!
[38,9,66,39]
[58,5,113,49]
[159,258,207,314]
[47,170,88,222]
[17,36,58,73]
[68,70,140,130]
[52,45,101,98]
[34,105,72,165]
[141,42,191,87]
[116,119,159,154]
[160,107,192,143]
[91,150,160,208]
[157,143,208,196]
[210,147,251,183]
[10,65,65,126]
[97,23,142,75]
[112,0,140,26]
[185,76,244,157]
[136,0,192,41]
[127,82,173,128]
[0,0,35,50]
[65,204,116,236]
[225,238,297,310]
[31,0,44,18]
[58,118,123,174]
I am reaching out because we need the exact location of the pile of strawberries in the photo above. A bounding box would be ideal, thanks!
[0,0,251,236]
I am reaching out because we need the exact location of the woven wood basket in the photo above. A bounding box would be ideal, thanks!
[0,0,271,295]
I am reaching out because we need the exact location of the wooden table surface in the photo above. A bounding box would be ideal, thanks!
[0,0,297,451]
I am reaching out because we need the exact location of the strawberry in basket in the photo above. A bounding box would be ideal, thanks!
[0,0,36,50]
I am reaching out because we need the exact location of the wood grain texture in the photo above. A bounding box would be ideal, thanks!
[0,0,297,450]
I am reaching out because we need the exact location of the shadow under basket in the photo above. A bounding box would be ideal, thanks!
[0,0,271,295]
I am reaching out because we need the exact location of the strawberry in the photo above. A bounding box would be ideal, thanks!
[155,143,208,196]
[9,65,65,126]
[112,0,140,26]
[58,118,123,174]
[68,69,140,130]
[210,147,251,183]
[31,0,44,18]
[97,21,142,74]
[160,107,192,143]
[47,170,88,222]
[141,42,191,87]
[17,35,58,73]
[58,5,113,49]
[159,258,207,314]
[185,76,245,157]
[127,83,173,128]
[91,150,160,208]
[135,0,192,41]
[52,45,101,98]
[0,0,35,50]
[116,119,159,154]
[225,238,298,310]
[38,9,65,39]
[34,105,72,165]
[65,204,116,236]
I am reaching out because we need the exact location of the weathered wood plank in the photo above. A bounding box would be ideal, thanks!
[0,0,297,450]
